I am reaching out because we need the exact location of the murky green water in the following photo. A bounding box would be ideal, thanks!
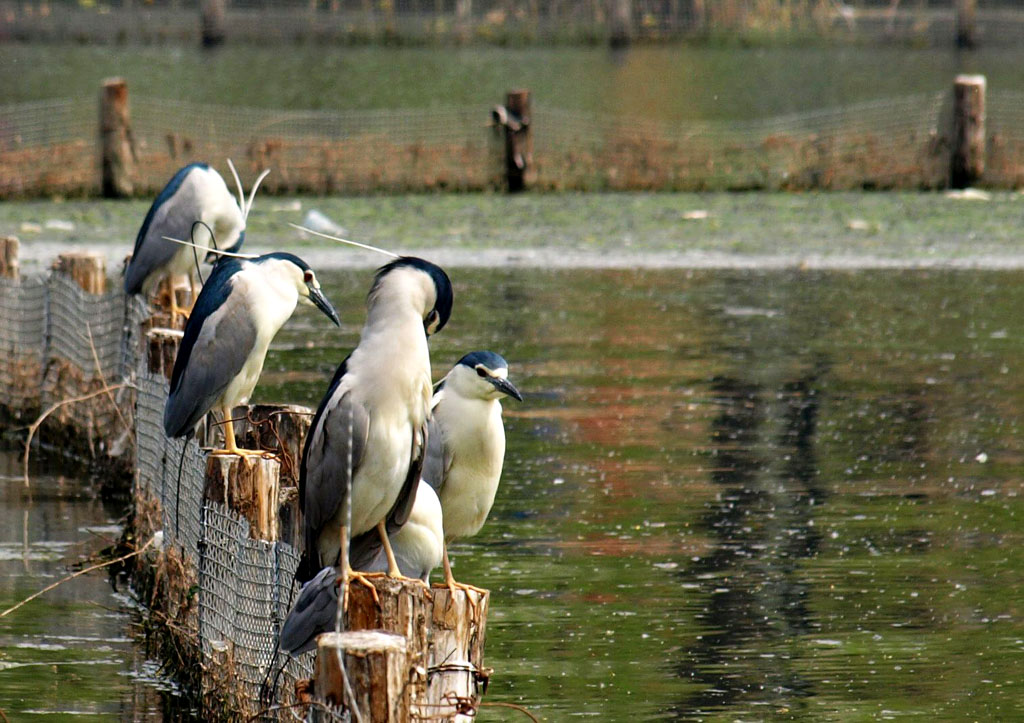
[268,266,1024,720]
[3,266,1024,720]
[0,452,179,719]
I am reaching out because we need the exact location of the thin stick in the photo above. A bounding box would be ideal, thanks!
[86,322,133,443]
[479,701,541,722]
[0,535,155,619]
[22,383,132,487]
[161,235,257,260]
[287,224,399,258]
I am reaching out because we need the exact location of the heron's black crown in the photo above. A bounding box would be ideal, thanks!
[373,257,453,334]
[457,350,508,372]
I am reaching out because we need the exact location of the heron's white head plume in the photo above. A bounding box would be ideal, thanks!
[227,158,271,222]
[287,223,399,259]
[163,235,258,260]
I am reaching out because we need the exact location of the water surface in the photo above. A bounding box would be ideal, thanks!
[3,266,1023,721]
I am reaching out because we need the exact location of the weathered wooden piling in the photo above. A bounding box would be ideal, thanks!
[146,327,183,381]
[1,237,19,281]
[311,577,490,720]
[609,0,633,48]
[314,631,411,722]
[100,78,135,198]
[53,252,107,294]
[204,454,281,541]
[955,0,977,49]
[200,0,227,47]
[951,74,986,189]
[425,586,490,718]
[499,89,532,193]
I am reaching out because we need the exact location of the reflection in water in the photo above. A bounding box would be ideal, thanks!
[670,359,828,717]
[7,268,1024,720]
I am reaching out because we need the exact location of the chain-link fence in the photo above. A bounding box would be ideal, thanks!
[3,87,1024,197]
[0,268,313,720]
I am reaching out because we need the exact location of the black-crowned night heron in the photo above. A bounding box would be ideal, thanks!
[124,161,268,321]
[163,251,340,456]
[298,257,453,593]
[279,480,443,655]
[423,351,521,597]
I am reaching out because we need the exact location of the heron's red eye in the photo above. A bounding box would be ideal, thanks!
[476,367,487,378]
[303,270,314,283]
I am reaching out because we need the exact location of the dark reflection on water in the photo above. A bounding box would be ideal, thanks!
[265,267,1024,721]
[5,267,1024,720]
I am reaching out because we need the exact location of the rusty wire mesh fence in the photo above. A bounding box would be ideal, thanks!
[0,269,314,720]
[3,88,1024,197]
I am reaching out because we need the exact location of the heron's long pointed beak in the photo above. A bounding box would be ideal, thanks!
[309,286,341,326]
[490,376,523,401]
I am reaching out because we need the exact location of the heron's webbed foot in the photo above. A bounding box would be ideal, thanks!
[341,570,381,609]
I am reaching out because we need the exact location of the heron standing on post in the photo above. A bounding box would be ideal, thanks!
[163,250,340,455]
[298,256,453,597]
[424,351,521,598]
[124,161,268,322]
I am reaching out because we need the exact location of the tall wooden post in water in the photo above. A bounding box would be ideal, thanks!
[951,74,986,189]
[503,89,531,193]
[200,0,227,47]
[100,78,134,198]
[955,0,977,49]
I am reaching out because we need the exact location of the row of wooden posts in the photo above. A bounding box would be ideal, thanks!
[99,71,993,201]
[2,241,490,721]
[99,76,533,198]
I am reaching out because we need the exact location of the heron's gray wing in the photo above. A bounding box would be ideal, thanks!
[421,413,452,494]
[162,281,256,437]
[280,566,339,655]
[124,168,203,294]
[300,360,370,572]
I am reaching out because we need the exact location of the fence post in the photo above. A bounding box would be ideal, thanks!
[200,0,227,47]
[951,74,986,189]
[609,0,633,47]
[500,89,531,193]
[53,252,107,294]
[1,237,19,281]
[100,78,134,198]
[955,0,977,49]
[313,631,411,722]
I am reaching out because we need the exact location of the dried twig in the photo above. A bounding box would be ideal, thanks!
[479,701,542,722]
[85,322,134,443]
[0,534,155,619]
[22,382,132,487]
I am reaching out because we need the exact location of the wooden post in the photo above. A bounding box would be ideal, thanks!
[503,89,532,193]
[0,237,19,281]
[955,0,977,50]
[455,0,472,39]
[53,252,107,294]
[204,454,281,541]
[225,403,312,485]
[951,74,986,189]
[146,328,183,381]
[313,631,411,723]
[200,0,227,47]
[425,587,490,718]
[100,78,134,198]
[609,0,632,47]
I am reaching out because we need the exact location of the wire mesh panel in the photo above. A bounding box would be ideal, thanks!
[131,97,498,194]
[199,502,249,658]
[135,372,169,499]
[0,98,97,197]
[160,436,207,554]
[234,538,283,703]
[0,276,47,414]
